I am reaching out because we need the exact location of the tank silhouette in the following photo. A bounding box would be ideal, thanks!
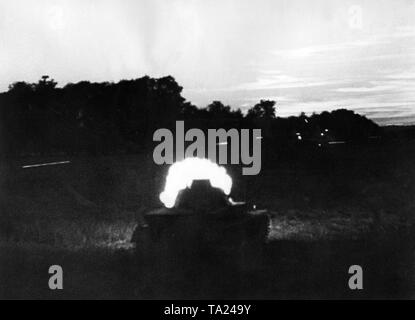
[132,179,270,261]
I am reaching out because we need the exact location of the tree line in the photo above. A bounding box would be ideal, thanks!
[0,75,380,158]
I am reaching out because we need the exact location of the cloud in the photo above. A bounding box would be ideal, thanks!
[271,39,387,59]
[229,71,339,91]
[334,84,396,93]
[384,70,415,80]
[2,0,415,125]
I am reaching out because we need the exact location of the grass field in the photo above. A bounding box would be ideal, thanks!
[1,141,415,299]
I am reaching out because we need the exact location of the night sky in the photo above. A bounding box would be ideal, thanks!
[1,0,415,125]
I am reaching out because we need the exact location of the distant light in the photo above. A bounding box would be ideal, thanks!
[296,132,300,136]
[304,119,309,123]
[318,144,322,147]
[22,161,70,169]
[297,136,302,140]
[325,129,329,132]
[328,141,346,145]
[320,132,324,136]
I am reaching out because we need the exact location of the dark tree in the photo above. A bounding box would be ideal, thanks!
[0,75,380,158]
[247,100,276,119]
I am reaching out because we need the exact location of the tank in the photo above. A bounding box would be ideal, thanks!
[132,179,270,263]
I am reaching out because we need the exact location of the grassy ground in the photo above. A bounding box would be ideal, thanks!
[1,232,415,299]
[1,142,415,299]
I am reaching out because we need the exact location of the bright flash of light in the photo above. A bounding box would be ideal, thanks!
[159,157,232,208]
